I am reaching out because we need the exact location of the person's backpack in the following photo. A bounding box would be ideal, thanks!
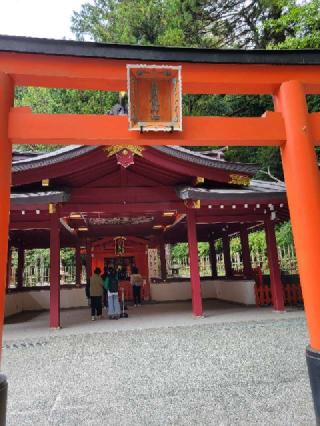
[108,273,118,293]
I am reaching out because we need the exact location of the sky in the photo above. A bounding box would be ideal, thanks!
[0,0,89,40]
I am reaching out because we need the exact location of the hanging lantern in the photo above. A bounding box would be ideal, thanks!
[114,236,126,256]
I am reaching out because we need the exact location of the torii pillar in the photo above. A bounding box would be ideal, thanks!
[187,209,203,317]
[275,80,320,421]
[0,71,12,426]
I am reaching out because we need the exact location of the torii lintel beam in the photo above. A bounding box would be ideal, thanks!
[8,109,281,147]
[8,109,320,146]
[2,53,320,94]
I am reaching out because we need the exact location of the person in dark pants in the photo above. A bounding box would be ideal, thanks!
[101,266,109,310]
[89,267,103,321]
[130,266,143,306]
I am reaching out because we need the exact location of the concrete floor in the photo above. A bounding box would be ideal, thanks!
[2,301,313,425]
[3,299,305,341]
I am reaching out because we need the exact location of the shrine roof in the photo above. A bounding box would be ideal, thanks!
[177,180,286,201]
[12,145,258,175]
[1,35,320,65]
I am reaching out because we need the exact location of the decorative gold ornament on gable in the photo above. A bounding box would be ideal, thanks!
[104,145,144,168]
[104,145,144,157]
[127,64,182,132]
[229,174,251,186]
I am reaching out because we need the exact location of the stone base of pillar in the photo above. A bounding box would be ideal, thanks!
[307,346,320,425]
[0,374,8,426]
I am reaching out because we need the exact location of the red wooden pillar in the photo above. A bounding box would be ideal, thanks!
[75,241,81,287]
[6,244,12,290]
[240,226,252,278]
[275,80,320,346]
[275,81,320,419]
[50,212,60,328]
[209,237,218,278]
[264,219,284,311]
[85,240,92,281]
[16,243,25,290]
[0,72,13,348]
[159,237,167,281]
[222,234,233,278]
[187,209,203,316]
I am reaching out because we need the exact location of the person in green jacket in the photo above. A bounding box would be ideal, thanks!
[89,267,104,321]
[101,266,109,310]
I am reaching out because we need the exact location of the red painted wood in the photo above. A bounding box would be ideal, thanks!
[85,240,92,282]
[187,209,203,316]
[265,219,284,311]
[6,245,12,290]
[0,73,13,351]
[222,234,233,278]
[10,221,51,230]
[9,111,286,148]
[209,238,218,279]
[2,52,320,94]
[60,202,186,215]
[50,212,61,327]
[196,214,268,223]
[17,243,24,289]
[240,226,252,278]
[142,149,242,183]
[70,187,178,203]
[75,241,81,287]
[159,237,167,281]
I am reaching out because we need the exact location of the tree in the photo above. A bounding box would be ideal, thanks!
[72,0,217,47]
[264,0,320,49]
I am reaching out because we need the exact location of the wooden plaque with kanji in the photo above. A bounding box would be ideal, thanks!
[127,64,182,132]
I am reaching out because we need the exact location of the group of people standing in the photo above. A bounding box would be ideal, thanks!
[88,265,143,321]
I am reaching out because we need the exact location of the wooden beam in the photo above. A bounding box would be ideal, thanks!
[70,187,178,203]
[60,202,186,214]
[196,214,267,223]
[10,221,50,230]
[2,53,320,93]
[9,109,286,146]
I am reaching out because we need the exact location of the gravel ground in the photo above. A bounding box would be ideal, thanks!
[2,317,314,426]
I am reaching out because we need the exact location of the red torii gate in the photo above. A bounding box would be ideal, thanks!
[0,36,320,421]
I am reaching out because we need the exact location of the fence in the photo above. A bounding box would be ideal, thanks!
[9,265,86,288]
[167,244,298,278]
[8,244,298,287]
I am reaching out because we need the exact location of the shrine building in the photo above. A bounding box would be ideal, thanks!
[7,144,288,327]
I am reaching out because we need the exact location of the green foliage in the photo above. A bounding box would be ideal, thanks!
[170,222,293,262]
[264,0,320,49]
[171,242,209,259]
[71,0,217,47]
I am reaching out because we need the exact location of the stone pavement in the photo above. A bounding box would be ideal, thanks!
[2,301,314,425]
